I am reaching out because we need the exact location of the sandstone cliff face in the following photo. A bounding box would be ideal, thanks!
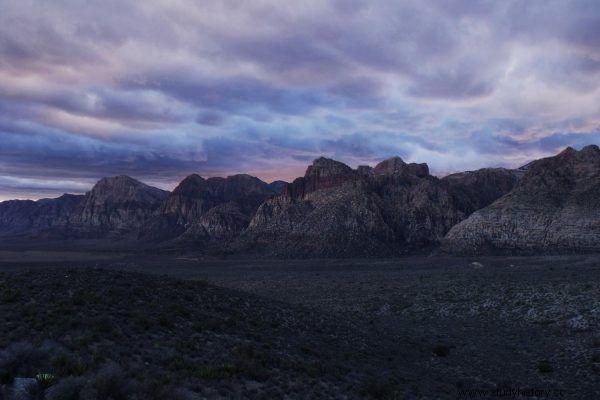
[442,168,523,213]
[0,200,38,235]
[145,174,280,242]
[0,194,83,236]
[0,150,552,256]
[249,179,396,257]
[32,194,84,233]
[245,157,517,257]
[70,176,168,236]
[441,145,600,254]
[176,203,250,242]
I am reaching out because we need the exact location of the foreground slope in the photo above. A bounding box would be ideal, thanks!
[0,268,417,399]
[442,145,600,254]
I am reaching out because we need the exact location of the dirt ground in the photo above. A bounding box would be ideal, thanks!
[1,252,599,399]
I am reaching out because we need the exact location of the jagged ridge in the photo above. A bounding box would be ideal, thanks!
[441,145,600,254]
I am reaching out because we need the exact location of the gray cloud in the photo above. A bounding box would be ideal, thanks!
[0,0,598,198]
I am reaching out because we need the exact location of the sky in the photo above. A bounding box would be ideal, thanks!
[1,0,599,200]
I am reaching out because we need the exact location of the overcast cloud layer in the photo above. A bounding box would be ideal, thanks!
[1,0,599,199]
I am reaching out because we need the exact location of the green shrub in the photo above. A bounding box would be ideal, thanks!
[52,352,88,376]
[90,362,134,400]
[46,377,86,400]
[360,375,401,400]
[537,360,553,374]
[432,344,450,357]
[35,373,58,389]
[0,342,51,384]
[1,287,20,304]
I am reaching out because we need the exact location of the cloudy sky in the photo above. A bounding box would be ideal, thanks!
[1,0,599,200]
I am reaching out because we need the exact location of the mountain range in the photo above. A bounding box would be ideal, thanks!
[1,145,599,257]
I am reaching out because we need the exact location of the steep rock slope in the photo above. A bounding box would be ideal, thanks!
[442,168,523,213]
[69,176,168,236]
[441,145,600,254]
[245,157,517,257]
[0,194,83,236]
[145,174,282,242]
[0,200,39,236]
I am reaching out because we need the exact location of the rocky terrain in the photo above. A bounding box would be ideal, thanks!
[68,176,169,237]
[3,145,600,256]
[0,194,83,237]
[144,174,283,243]
[244,157,519,257]
[0,267,434,400]
[442,145,600,254]
[1,255,599,399]
[0,174,284,247]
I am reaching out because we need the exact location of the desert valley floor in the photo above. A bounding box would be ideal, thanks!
[1,252,599,399]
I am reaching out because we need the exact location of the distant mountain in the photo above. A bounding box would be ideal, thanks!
[143,174,282,242]
[0,194,83,236]
[441,167,524,213]
[2,146,599,257]
[68,175,169,237]
[441,145,600,254]
[244,156,519,257]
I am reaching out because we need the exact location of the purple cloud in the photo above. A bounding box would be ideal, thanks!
[0,0,598,199]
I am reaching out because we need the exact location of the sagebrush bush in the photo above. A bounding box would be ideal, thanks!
[45,377,86,400]
[83,362,133,400]
[0,342,56,384]
[52,353,88,377]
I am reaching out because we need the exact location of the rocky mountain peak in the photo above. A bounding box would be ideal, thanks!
[71,176,169,234]
[442,143,600,254]
[267,180,288,194]
[579,144,600,159]
[145,172,278,242]
[305,157,353,179]
[357,165,374,177]
[90,175,168,203]
[374,157,406,174]
[374,157,429,178]
[173,174,207,195]
[220,174,267,190]
[552,145,595,163]
[95,175,140,188]
[557,146,577,157]
[581,144,600,152]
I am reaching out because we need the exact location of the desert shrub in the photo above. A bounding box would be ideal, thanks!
[360,375,401,400]
[52,353,88,376]
[196,363,237,379]
[25,378,47,399]
[46,377,86,400]
[197,312,230,331]
[132,314,153,330]
[1,287,21,304]
[167,356,196,375]
[166,304,191,319]
[91,315,113,335]
[231,345,270,381]
[136,381,198,400]
[432,344,450,357]
[35,373,58,389]
[537,360,553,374]
[158,312,175,328]
[0,342,53,384]
[83,362,134,400]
